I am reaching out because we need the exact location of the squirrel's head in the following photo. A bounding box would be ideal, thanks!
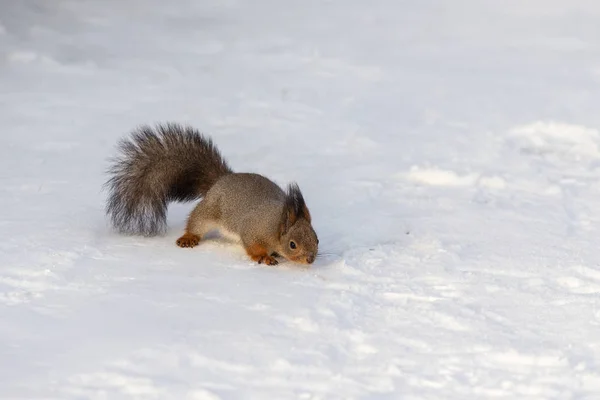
[279,183,318,264]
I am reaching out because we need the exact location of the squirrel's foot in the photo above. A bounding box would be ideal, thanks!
[176,233,200,248]
[257,255,279,266]
[246,243,279,265]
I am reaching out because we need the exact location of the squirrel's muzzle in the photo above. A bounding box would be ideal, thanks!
[306,253,316,264]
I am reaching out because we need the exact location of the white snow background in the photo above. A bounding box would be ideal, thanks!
[2,1,600,398]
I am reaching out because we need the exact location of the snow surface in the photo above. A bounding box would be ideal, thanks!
[2,1,600,398]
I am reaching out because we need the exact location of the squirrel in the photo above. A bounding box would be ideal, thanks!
[104,122,318,265]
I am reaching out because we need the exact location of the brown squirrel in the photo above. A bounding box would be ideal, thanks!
[105,123,318,265]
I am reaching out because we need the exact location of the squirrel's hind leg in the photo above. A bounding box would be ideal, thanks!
[176,201,218,248]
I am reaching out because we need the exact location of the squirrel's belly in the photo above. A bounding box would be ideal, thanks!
[218,227,242,243]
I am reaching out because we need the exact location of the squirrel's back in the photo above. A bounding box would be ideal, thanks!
[105,123,232,236]
[207,173,285,235]
[211,173,285,208]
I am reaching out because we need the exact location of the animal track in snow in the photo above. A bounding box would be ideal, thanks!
[0,269,59,306]
[0,250,83,306]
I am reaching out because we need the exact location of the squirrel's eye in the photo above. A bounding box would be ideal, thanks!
[289,241,297,249]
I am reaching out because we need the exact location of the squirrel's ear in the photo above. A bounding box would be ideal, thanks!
[280,207,297,236]
[301,203,311,223]
[280,183,310,236]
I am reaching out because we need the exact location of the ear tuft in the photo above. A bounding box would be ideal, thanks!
[286,182,310,221]
[279,182,311,236]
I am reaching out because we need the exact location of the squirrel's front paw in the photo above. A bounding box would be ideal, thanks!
[176,233,200,248]
[258,255,278,265]
[246,243,279,265]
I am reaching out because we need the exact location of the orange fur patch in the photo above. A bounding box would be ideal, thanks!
[245,243,278,265]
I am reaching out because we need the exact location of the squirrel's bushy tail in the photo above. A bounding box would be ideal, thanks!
[105,123,232,236]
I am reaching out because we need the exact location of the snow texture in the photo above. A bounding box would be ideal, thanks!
[2,1,600,399]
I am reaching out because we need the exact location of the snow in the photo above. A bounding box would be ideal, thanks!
[2,0,600,398]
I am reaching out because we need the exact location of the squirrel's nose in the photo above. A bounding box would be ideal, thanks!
[306,253,315,264]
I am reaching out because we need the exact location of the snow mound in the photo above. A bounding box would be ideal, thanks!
[509,121,600,161]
